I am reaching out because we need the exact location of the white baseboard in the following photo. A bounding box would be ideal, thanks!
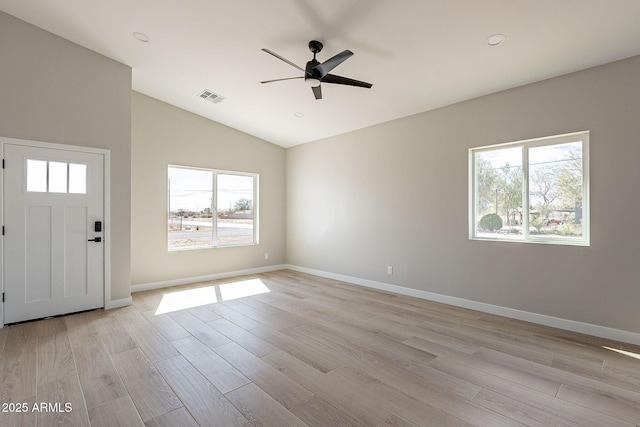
[131,264,288,293]
[285,264,640,346]
[105,297,132,309]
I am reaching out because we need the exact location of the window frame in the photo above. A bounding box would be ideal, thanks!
[469,131,590,246]
[168,165,259,251]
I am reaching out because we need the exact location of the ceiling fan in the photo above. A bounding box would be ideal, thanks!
[261,40,372,100]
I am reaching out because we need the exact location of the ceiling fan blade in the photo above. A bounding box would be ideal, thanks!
[260,76,304,84]
[261,48,306,73]
[322,73,372,88]
[312,50,353,78]
[312,85,322,100]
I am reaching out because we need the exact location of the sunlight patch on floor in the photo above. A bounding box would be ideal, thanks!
[602,346,640,361]
[155,278,270,315]
[219,279,270,302]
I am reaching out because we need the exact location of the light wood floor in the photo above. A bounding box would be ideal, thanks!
[1,270,639,426]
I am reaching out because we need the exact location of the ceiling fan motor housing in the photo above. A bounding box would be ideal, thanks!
[308,40,324,54]
[305,58,322,82]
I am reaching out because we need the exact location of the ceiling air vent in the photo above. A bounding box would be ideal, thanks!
[198,89,226,104]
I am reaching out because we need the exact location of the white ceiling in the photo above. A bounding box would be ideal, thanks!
[2,1,640,148]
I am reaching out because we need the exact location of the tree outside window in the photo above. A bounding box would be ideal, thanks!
[470,131,589,246]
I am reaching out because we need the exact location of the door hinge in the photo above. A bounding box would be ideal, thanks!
[1,226,4,236]
[2,158,4,168]
[2,293,4,303]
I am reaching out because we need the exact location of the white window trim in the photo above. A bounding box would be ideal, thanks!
[168,165,259,251]
[469,131,589,246]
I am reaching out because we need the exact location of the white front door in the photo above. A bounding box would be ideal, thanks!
[3,143,105,324]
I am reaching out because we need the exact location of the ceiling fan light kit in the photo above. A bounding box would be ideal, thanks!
[261,40,372,100]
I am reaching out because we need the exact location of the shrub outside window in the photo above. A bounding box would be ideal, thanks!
[168,165,258,251]
[469,131,589,246]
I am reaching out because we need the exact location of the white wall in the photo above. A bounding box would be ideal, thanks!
[131,92,286,286]
[0,12,132,303]
[286,55,640,336]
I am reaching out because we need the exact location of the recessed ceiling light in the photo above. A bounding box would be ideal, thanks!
[133,32,150,43]
[485,34,506,47]
[294,112,304,118]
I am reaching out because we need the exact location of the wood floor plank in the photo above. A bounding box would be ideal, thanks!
[315,318,438,365]
[142,311,191,342]
[0,324,38,401]
[155,355,247,426]
[395,400,471,427]
[64,310,106,348]
[170,312,231,349]
[98,326,138,354]
[213,342,314,410]
[171,336,250,394]
[0,395,37,427]
[88,395,144,427]
[602,346,640,373]
[251,325,344,373]
[35,316,67,336]
[231,299,303,330]
[280,322,388,372]
[374,360,482,401]
[377,413,420,427]
[529,332,608,367]
[477,384,633,427]
[144,407,198,427]
[428,352,561,396]
[472,389,578,427]
[37,331,76,386]
[37,374,90,427]
[0,326,8,355]
[556,384,640,425]
[72,341,128,409]
[410,327,482,354]
[124,321,180,362]
[551,356,640,392]
[262,350,396,426]
[474,346,640,401]
[333,365,485,427]
[208,317,278,357]
[446,324,555,365]
[207,302,266,330]
[403,336,472,361]
[365,363,522,426]
[110,348,182,421]
[226,383,307,427]
[189,305,222,322]
[291,395,368,427]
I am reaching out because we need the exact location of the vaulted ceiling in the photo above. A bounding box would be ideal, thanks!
[2,1,640,147]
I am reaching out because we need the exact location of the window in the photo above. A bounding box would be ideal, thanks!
[26,159,87,194]
[469,131,589,245]
[168,165,258,251]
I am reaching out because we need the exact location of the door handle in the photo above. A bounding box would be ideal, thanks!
[88,237,102,242]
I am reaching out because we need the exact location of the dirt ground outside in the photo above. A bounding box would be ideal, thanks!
[168,218,254,249]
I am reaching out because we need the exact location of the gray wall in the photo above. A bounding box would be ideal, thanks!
[286,56,640,334]
[131,92,286,286]
[0,12,132,302]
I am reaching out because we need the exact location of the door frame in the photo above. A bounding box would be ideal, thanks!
[1,136,111,327]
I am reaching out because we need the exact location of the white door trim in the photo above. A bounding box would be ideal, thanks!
[1,136,111,327]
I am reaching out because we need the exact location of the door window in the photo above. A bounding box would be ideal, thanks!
[26,159,87,194]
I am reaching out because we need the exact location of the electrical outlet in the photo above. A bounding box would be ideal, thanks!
[264,253,269,260]
[387,266,393,275]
